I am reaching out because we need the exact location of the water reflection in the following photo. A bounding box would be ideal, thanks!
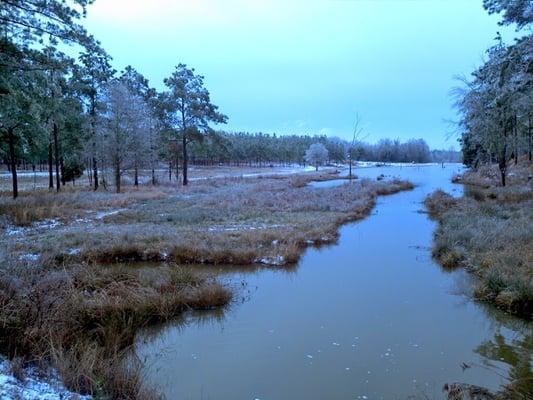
[476,333,532,394]
[470,302,533,398]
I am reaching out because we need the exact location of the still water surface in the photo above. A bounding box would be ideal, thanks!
[137,164,532,399]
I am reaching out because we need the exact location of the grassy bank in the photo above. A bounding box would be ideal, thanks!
[425,163,532,318]
[0,263,230,399]
[0,170,413,398]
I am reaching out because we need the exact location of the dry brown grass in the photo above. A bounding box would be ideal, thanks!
[1,174,413,268]
[0,187,166,226]
[425,164,533,318]
[424,190,458,218]
[0,263,231,398]
[453,160,533,188]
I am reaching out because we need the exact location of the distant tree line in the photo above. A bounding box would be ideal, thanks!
[187,133,459,166]
[456,0,532,186]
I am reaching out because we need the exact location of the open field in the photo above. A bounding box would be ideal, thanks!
[0,168,413,398]
[426,162,533,318]
[0,164,318,192]
[0,169,412,269]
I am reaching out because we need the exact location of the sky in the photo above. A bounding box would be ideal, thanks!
[82,0,518,149]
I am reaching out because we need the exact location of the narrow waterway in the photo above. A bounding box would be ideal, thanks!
[136,164,532,400]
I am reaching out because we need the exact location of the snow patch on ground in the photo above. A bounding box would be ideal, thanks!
[3,219,61,238]
[35,219,61,230]
[255,255,285,266]
[18,253,39,262]
[6,226,26,236]
[189,165,316,181]
[207,223,285,232]
[0,172,51,178]
[353,161,441,168]
[240,166,315,178]
[94,208,127,220]
[0,356,91,400]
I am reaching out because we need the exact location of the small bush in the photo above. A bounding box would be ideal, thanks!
[424,190,457,218]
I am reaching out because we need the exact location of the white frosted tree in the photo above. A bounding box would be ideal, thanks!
[455,35,532,186]
[305,143,329,171]
[102,81,150,192]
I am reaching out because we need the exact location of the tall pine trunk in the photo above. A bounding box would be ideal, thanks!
[499,116,508,187]
[114,159,121,193]
[87,157,92,186]
[92,154,98,190]
[175,150,179,181]
[60,157,65,186]
[91,96,99,190]
[527,117,533,161]
[8,127,18,199]
[513,114,518,165]
[48,141,54,189]
[53,122,61,192]
[182,134,188,186]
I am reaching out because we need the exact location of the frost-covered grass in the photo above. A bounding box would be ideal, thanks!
[0,164,317,192]
[0,172,413,268]
[0,187,166,227]
[425,163,533,318]
[452,160,533,188]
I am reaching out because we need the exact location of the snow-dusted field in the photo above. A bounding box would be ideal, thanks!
[0,165,320,191]
[0,357,90,400]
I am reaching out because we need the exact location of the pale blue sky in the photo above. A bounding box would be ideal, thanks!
[83,0,517,149]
